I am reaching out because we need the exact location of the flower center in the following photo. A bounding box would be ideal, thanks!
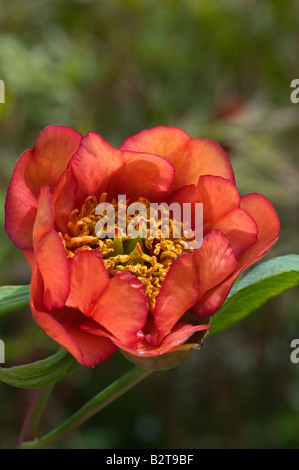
[60,194,193,313]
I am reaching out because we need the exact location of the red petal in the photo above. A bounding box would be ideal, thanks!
[135,322,210,357]
[91,271,148,347]
[5,126,82,250]
[153,254,198,342]
[30,186,70,311]
[52,132,125,232]
[23,249,34,270]
[213,208,257,257]
[238,193,280,270]
[67,131,124,204]
[108,151,174,201]
[31,274,116,367]
[66,251,110,316]
[32,186,55,246]
[120,126,235,190]
[154,230,237,338]
[193,230,238,293]
[30,260,116,367]
[5,150,38,250]
[28,126,82,192]
[52,167,78,234]
[190,231,238,317]
[193,194,280,317]
[49,307,117,367]
[81,318,210,357]
[35,231,70,311]
[167,175,257,256]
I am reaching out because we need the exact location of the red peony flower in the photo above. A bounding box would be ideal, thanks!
[5,126,280,369]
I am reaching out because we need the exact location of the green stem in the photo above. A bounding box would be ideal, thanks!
[16,383,55,448]
[21,366,153,449]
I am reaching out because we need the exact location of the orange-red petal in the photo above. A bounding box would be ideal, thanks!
[81,317,210,358]
[51,132,125,232]
[52,166,79,234]
[66,251,110,316]
[238,193,280,270]
[107,150,174,202]
[133,322,210,357]
[120,126,235,190]
[30,268,117,367]
[27,126,82,194]
[91,271,148,347]
[153,254,198,342]
[31,186,70,311]
[192,194,280,317]
[154,230,238,340]
[35,231,70,311]
[5,126,82,250]
[5,149,38,250]
[167,175,258,256]
[66,252,148,348]
[32,186,55,247]
[64,131,124,204]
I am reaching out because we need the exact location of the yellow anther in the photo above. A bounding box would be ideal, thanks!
[62,194,193,313]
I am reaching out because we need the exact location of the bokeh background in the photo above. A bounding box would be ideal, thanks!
[0,0,299,449]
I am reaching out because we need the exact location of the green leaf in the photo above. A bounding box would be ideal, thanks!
[0,285,30,316]
[0,349,80,388]
[209,255,299,337]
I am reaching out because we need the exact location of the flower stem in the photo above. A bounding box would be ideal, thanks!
[16,383,55,448]
[20,366,153,449]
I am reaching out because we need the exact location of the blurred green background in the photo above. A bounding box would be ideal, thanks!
[1,0,299,449]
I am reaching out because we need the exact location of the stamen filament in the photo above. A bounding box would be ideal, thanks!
[61,195,193,312]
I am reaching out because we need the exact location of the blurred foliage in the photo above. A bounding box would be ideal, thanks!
[0,0,299,449]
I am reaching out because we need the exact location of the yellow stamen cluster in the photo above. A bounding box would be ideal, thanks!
[60,194,193,312]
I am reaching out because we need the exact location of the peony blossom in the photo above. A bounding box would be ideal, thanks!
[5,126,280,369]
